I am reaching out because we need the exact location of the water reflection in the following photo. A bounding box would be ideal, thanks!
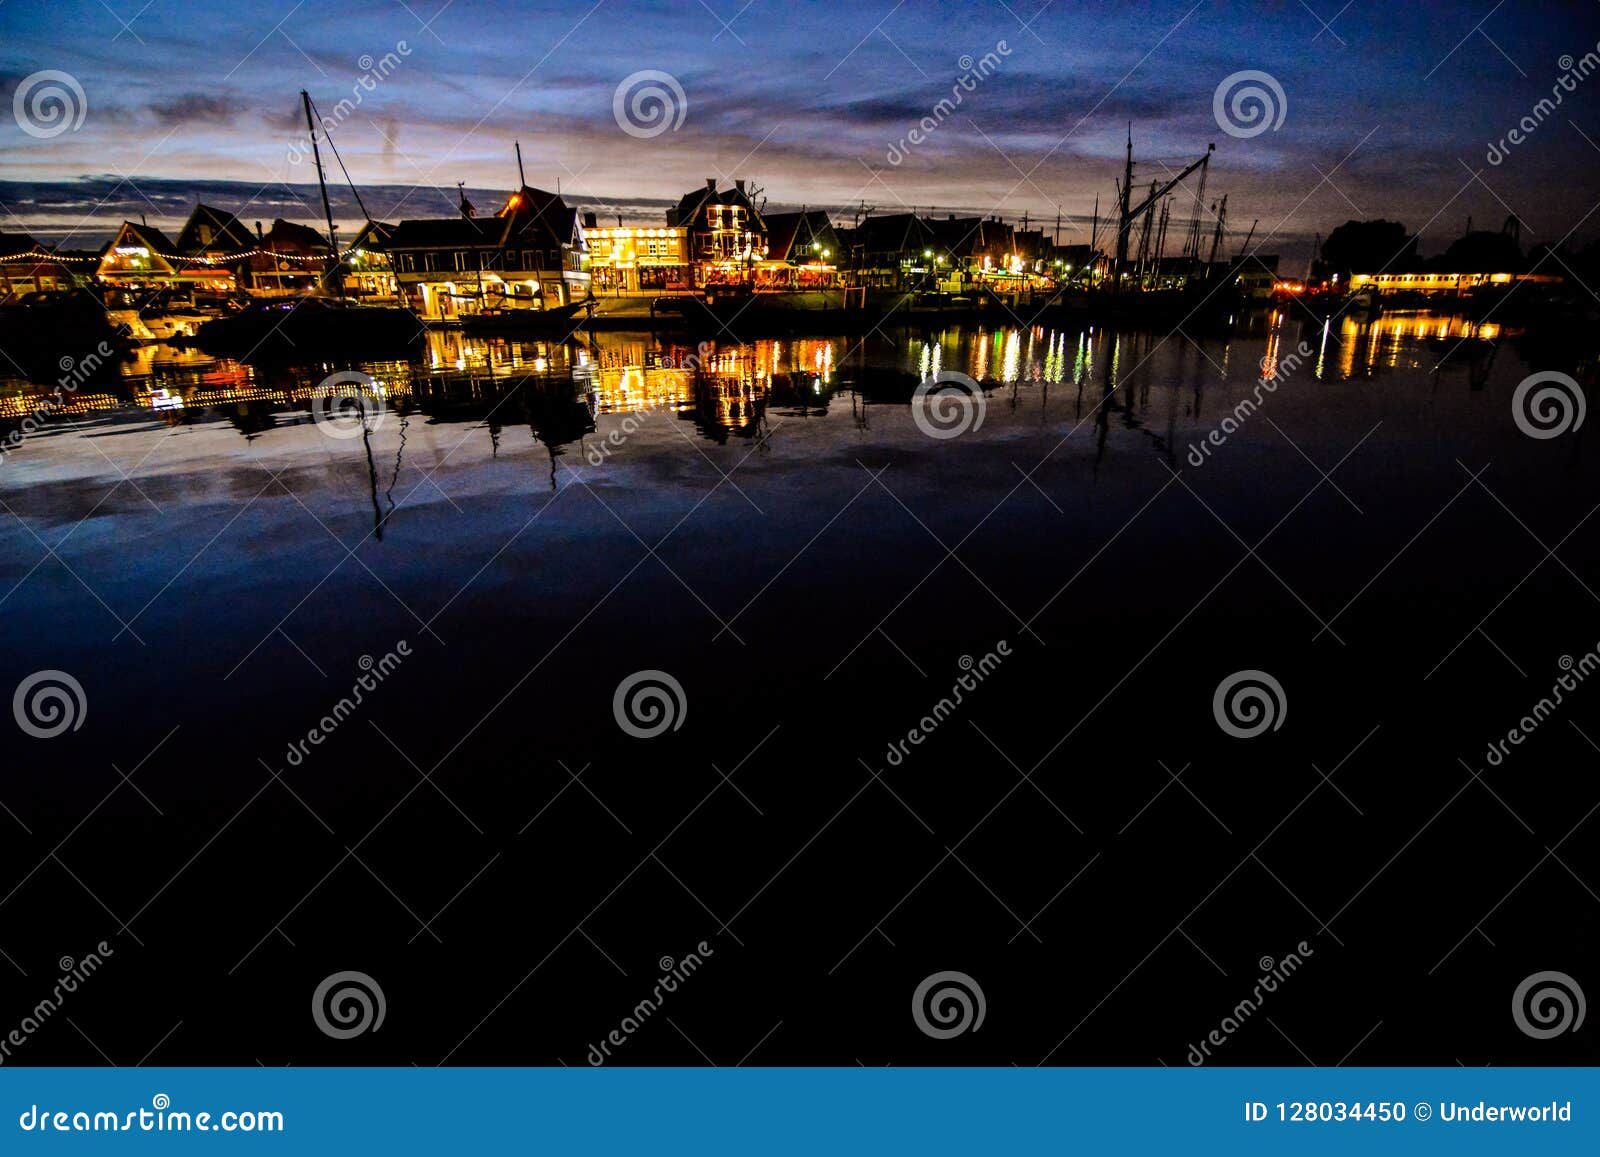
[0,312,1556,473]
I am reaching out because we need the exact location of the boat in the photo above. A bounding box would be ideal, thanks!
[196,90,421,359]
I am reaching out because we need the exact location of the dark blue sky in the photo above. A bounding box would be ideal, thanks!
[2,0,1598,259]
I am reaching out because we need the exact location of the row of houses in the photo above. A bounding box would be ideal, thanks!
[2,174,1113,321]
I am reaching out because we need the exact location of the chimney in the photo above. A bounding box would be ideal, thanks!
[582,211,597,229]
[255,221,264,240]
[705,177,717,193]
[735,179,745,195]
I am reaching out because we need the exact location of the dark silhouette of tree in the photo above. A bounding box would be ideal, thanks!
[1321,220,1416,276]
[1438,230,1524,271]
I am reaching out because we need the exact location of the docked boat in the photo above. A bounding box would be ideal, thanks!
[194,295,422,357]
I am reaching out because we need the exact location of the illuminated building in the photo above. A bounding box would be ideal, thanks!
[0,232,82,298]
[385,186,591,319]
[583,221,692,294]
[1347,270,1562,296]
[666,179,768,290]
[759,211,842,290]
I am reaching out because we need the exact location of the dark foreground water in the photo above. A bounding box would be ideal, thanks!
[0,311,1596,1067]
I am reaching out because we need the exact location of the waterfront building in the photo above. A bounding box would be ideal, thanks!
[666,179,768,290]
[0,232,81,299]
[1347,270,1562,296]
[345,220,399,301]
[385,186,590,319]
[245,219,333,296]
[583,218,693,295]
[759,211,842,290]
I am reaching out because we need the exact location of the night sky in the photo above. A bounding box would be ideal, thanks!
[2,0,1598,260]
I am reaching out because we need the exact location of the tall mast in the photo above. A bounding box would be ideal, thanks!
[302,90,341,292]
[515,140,527,187]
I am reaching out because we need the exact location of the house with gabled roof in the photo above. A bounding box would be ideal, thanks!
[97,221,184,289]
[666,178,767,288]
[244,219,334,296]
[0,231,82,299]
[760,210,842,289]
[385,186,590,319]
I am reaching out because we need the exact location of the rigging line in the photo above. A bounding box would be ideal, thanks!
[306,95,371,223]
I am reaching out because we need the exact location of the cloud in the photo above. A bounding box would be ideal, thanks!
[147,93,248,126]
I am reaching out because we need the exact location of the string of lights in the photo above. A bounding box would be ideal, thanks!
[0,247,372,265]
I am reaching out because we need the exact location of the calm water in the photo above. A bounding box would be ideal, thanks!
[1,312,1596,1067]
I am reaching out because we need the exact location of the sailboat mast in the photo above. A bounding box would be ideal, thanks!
[302,90,341,287]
